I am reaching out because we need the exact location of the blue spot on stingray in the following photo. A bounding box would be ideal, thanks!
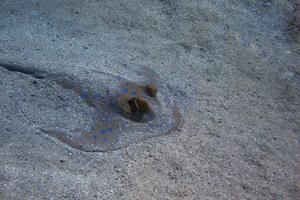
[103,116,110,123]
[90,103,97,107]
[121,88,129,94]
[111,92,119,98]
[100,129,106,134]
[93,135,97,139]
[102,138,108,143]
[131,91,137,96]
[93,91,100,99]
[92,115,98,121]
[81,91,88,99]
[107,128,113,133]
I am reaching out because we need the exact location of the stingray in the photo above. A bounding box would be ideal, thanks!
[0,61,181,152]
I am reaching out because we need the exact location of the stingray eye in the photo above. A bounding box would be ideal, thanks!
[136,98,149,113]
[128,97,138,113]
[145,84,157,97]
[126,97,152,122]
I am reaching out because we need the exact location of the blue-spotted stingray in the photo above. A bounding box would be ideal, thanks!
[0,62,181,152]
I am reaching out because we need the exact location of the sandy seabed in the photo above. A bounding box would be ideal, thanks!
[0,0,299,199]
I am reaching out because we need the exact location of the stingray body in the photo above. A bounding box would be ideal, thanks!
[70,65,181,152]
[1,61,181,152]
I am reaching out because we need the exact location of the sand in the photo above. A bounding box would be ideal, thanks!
[0,0,299,199]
